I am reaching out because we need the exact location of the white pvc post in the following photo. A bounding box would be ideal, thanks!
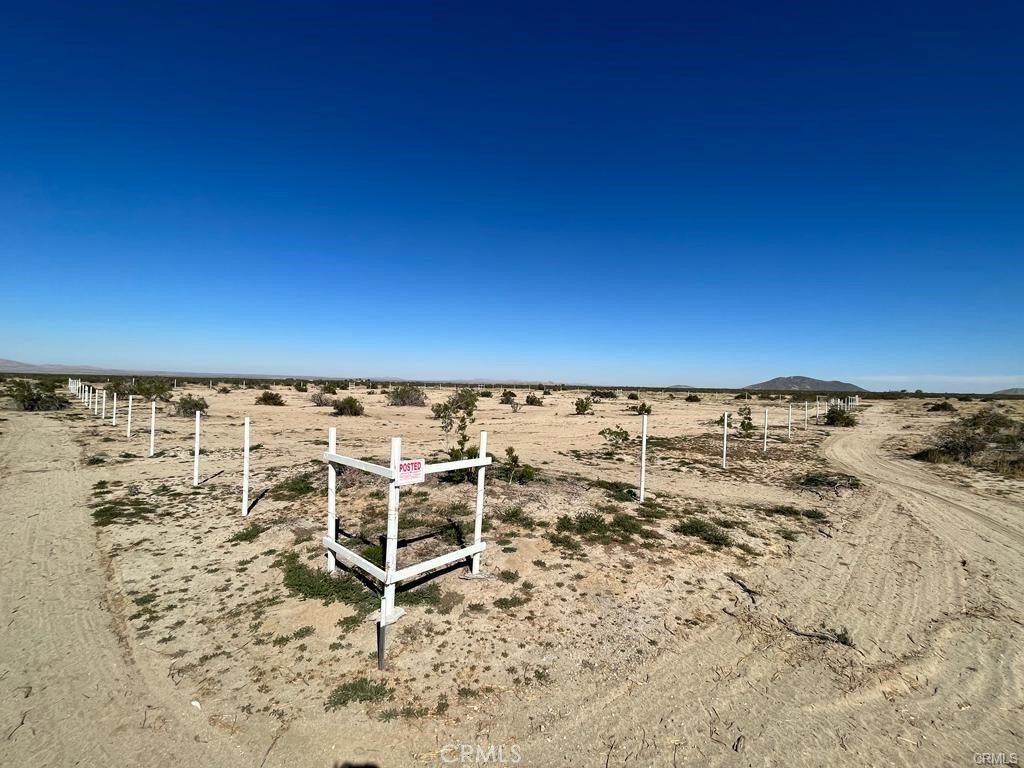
[192,411,201,486]
[325,426,335,561]
[101,391,107,420]
[382,437,401,620]
[815,399,820,424]
[722,412,729,469]
[147,401,155,456]
[639,414,648,502]
[788,405,793,438]
[804,402,808,429]
[94,388,100,415]
[112,392,117,426]
[763,408,768,452]
[471,430,488,575]
[243,417,251,520]
[126,395,133,437]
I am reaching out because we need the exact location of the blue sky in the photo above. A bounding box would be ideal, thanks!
[1,3,1021,391]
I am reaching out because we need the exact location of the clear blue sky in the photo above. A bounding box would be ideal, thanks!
[1,2,1021,391]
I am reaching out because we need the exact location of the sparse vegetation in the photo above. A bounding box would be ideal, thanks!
[332,396,365,416]
[174,394,208,417]
[824,407,857,427]
[574,397,593,415]
[388,384,427,407]
[325,678,392,710]
[255,390,285,406]
[5,380,69,411]
[673,517,731,547]
[913,407,1024,477]
[685,394,701,402]
[928,400,957,413]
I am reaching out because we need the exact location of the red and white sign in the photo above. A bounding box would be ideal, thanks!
[395,458,425,486]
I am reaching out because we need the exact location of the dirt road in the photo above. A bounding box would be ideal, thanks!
[1,402,1020,766]
[0,411,240,767]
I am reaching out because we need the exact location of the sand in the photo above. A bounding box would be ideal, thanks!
[1,385,1021,766]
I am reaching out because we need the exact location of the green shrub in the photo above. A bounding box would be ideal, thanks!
[599,425,630,447]
[824,407,857,427]
[798,471,861,490]
[627,392,639,400]
[525,393,543,406]
[737,405,755,434]
[6,380,69,411]
[928,401,956,413]
[574,397,593,415]
[628,401,653,415]
[478,389,493,397]
[685,394,701,402]
[333,396,365,416]
[673,517,731,547]
[499,390,517,405]
[495,446,536,484]
[310,392,332,406]
[325,678,392,710]
[174,395,208,417]
[294,382,308,393]
[228,523,268,543]
[270,473,316,500]
[388,385,427,407]
[255,390,284,406]
[591,390,616,399]
[321,383,338,395]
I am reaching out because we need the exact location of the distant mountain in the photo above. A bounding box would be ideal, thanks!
[0,358,112,374]
[993,387,1024,395]
[668,384,696,389]
[745,376,867,392]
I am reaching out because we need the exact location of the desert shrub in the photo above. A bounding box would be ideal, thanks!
[217,386,231,394]
[928,401,956,412]
[318,383,337,396]
[270,473,316,500]
[388,385,427,407]
[627,392,639,400]
[913,407,1023,475]
[255,390,285,406]
[593,479,638,502]
[432,388,479,453]
[599,425,630,446]
[6,380,69,411]
[106,377,172,401]
[574,397,593,415]
[628,401,653,415]
[737,405,755,434]
[956,395,973,402]
[499,390,517,405]
[542,388,552,395]
[332,396,364,416]
[174,395,208,417]
[591,389,616,399]
[673,517,731,547]
[525,393,543,406]
[294,382,308,392]
[510,401,522,413]
[685,394,701,402]
[478,389,493,397]
[824,407,857,427]
[310,392,331,406]
[798,471,861,490]
[496,446,536,484]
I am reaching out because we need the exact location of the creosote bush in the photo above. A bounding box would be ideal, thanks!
[388,384,427,407]
[499,390,517,405]
[310,392,332,406]
[5,380,69,411]
[574,397,593,415]
[685,394,701,402]
[525,393,543,406]
[332,396,365,416]
[591,389,616,399]
[627,392,639,400]
[293,382,308,393]
[928,401,956,413]
[824,407,857,427]
[174,395,208,417]
[255,390,285,406]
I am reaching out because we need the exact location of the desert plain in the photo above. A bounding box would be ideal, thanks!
[1,382,1022,767]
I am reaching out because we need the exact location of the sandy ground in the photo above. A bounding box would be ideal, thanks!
[1,385,1021,767]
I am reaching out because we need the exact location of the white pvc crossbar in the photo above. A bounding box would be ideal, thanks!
[324,431,491,631]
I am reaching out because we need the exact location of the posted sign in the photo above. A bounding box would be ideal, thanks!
[396,458,426,486]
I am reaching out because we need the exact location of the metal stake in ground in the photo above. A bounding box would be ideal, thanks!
[722,412,729,469]
[639,414,648,502]
[242,416,251,516]
[192,412,201,486]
